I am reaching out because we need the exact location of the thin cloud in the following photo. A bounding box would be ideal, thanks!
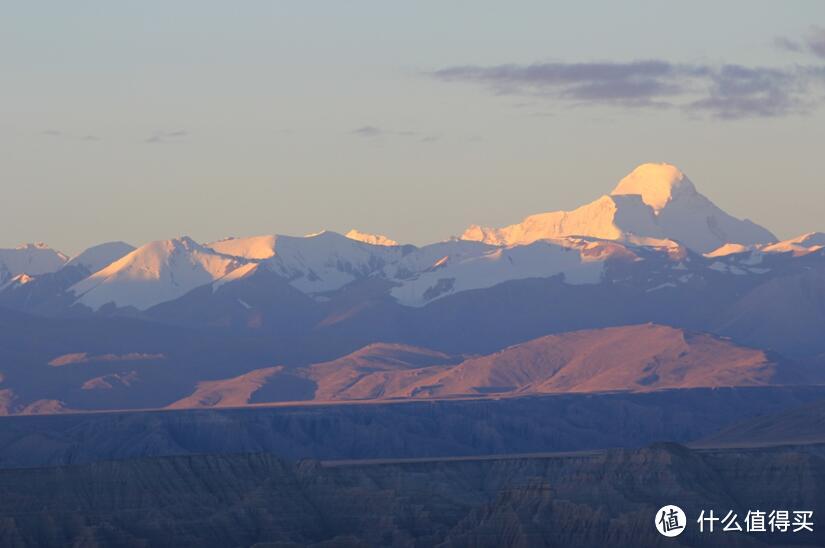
[145,130,188,144]
[774,36,803,54]
[776,26,825,59]
[808,26,825,59]
[351,125,384,138]
[432,59,825,120]
[433,60,697,107]
[40,129,101,141]
[687,64,808,119]
[350,125,439,141]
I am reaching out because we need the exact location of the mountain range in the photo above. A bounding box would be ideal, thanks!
[2,162,824,414]
[164,324,817,410]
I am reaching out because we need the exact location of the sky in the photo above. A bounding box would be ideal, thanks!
[2,1,825,254]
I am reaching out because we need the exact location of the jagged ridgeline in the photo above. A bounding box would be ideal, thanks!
[1,163,824,414]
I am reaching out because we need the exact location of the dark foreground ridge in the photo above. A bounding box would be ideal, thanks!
[0,442,823,547]
[2,385,825,468]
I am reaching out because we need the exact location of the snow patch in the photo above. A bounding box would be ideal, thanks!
[345,229,399,246]
[646,282,677,292]
[391,239,604,306]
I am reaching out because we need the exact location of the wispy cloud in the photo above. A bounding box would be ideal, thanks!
[351,125,384,138]
[40,129,101,141]
[145,130,188,144]
[432,59,825,120]
[350,125,439,142]
[774,36,803,54]
[687,64,811,119]
[776,26,825,59]
[812,28,825,59]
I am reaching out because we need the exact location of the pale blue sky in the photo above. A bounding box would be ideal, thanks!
[2,1,824,254]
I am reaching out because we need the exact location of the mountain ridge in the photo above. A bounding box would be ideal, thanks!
[462,163,777,253]
[0,163,810,313]
[1,163,824,369]
[160,324,810,410]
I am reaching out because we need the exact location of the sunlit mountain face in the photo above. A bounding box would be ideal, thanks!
[2,163,825,416]
[5,3,825,545]
[0,163,786,312]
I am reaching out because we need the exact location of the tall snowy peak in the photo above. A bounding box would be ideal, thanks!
[462,193,663,247]
[611,163,697,212]
[462,163,777,253]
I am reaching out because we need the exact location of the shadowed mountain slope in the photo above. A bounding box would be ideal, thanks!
[697,399,825,448]
[2,386,825,469]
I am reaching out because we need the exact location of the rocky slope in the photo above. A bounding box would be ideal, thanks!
[696,399,825,448]
[2,385,824,469]
[0,442,822,547]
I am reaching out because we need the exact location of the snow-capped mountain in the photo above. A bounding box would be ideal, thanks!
[0,243,67,282]
[387,237,629,306]
[0,242,135,315]
[462,163,776,253]
[207,231,408,294]
[1,162,820,322]
[69,237,249,310]
[381,239,493,278]
[65,241,136,274]
[3,161,825,417]
[206,233,642,307]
